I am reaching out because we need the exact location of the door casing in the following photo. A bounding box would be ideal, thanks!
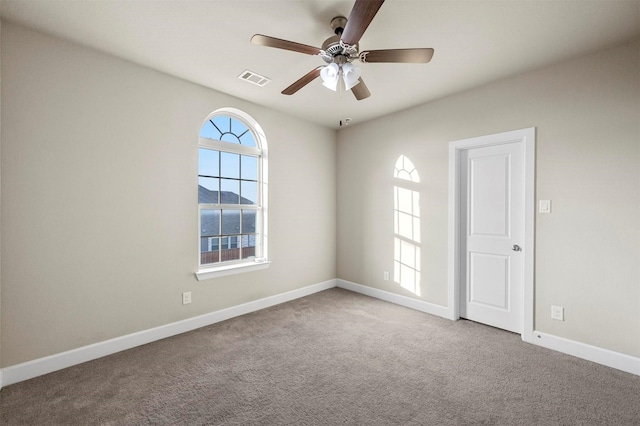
[447,127,535,342]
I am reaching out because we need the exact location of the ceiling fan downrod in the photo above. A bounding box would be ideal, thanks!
[330,16,347,35]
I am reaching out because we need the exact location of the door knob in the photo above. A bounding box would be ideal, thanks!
[512,245,521,252]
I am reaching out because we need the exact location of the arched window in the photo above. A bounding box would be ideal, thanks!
[393,155,421,295]
[196,108,269,280]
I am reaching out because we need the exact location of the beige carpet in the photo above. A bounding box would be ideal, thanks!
[1,288,639,425]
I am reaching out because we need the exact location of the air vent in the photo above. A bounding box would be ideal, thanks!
[238,69,271,87]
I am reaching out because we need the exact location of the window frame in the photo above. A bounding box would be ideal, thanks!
[196,110,269,281]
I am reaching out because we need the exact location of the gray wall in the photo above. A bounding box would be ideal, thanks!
[337,40,640,357]
[0,22,336,367]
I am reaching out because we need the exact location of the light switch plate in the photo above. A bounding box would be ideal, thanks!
[539,200,551,214]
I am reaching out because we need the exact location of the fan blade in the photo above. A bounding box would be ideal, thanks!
[341,0,385,46]
[282,67,323,95]
[351,78,371,100]
[360,48,434,63]
[251,34,321,56]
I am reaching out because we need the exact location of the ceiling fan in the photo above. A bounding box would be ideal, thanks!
[251,0,434,100]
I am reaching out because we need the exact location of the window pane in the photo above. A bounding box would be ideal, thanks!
[198,148,219,177]
[200,120,221,139]
[220,179,240,204]
[221,236,240,262]
[231,118,248,137]
[221,249,240,262]
[221,236,239,249]
[211,116,230,134]
[241,235,256,259]
[221,152,240,179]
[239,131,256,147]
[241,181,257,205]
[221,210,241,235]
[201,210,220,236]
[242,210,257,233]
[198,177,219,204]
[200,237,220,265]
[241,155,258,180]
[205,237,220,251]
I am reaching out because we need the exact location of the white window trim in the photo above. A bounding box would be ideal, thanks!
[196,259,271,281]
[198,137,261,156]
[196,108,269,281]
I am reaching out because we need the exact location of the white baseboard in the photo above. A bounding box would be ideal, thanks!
[532,331,640,376]
[337,279,640,377]
[336,279,450,319]
[2,278,638,390]
[0,279,336,388]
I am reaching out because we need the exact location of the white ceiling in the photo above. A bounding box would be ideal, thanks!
[1,0,639,129]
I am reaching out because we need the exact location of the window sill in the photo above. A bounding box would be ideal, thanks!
[195,260,271,281]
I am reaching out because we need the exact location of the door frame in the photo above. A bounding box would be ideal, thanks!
[447,127,535,342]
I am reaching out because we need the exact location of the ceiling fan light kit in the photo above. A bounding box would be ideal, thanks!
[320,62,361,92]
[320,63,340,91]
[341,63,361,91]
[250,0,434,100]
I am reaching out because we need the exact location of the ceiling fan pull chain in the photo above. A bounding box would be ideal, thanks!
[338,76,345,127]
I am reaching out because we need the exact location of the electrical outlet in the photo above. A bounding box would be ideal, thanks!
[182,291,192,305]
[551,305,564,321]
[383,271,390,281]
[539,200,552,214]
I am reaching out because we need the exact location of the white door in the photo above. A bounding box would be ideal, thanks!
[459,141,524,333]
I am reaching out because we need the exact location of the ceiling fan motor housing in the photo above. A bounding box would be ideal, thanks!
[322,35,344,57]
[321,17,359,65]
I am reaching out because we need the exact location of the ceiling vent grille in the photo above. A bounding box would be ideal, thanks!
[238,69,271,87]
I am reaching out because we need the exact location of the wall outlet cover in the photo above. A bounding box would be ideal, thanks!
[539,200,552,214]
[551,305,564,321]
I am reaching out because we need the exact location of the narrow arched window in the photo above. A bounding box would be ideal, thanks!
[196,108,269,280]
